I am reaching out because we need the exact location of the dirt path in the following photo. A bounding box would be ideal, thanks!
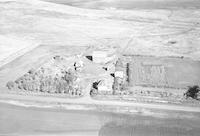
[0,44,39,68]
[0,91,200,113]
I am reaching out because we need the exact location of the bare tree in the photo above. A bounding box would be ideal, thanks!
[6,81,15,90]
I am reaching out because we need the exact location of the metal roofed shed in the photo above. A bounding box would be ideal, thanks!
[92,51,107,63]
[92,49,117,64]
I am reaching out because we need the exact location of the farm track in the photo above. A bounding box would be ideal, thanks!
[1,92,200,113]
[0,44,39,68]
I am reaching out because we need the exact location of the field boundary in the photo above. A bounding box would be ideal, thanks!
[0,44,39,68]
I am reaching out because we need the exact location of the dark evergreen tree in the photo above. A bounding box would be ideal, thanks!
[185,85,200,100]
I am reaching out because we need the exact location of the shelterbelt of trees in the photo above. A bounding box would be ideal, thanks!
[6,67,83,97]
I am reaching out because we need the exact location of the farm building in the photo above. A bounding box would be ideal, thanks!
[89,49,117,64]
